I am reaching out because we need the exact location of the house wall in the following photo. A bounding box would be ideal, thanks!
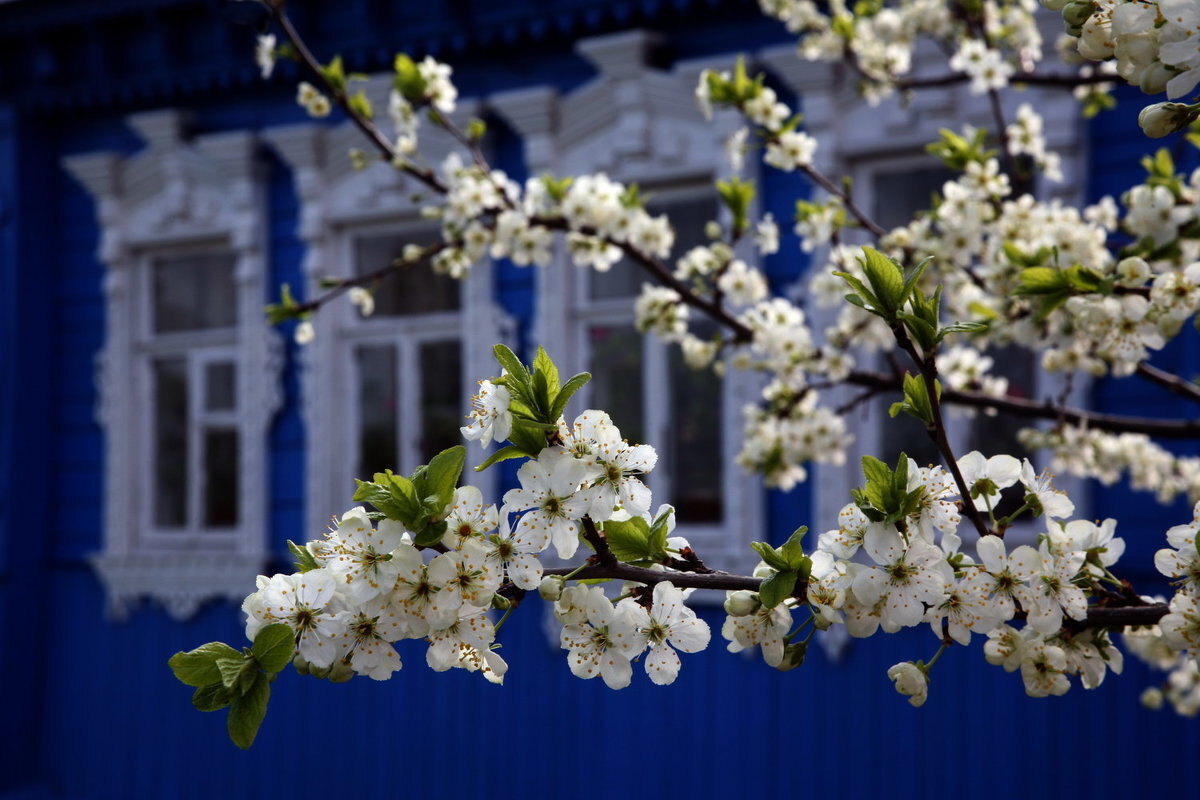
[1,4,1199,799]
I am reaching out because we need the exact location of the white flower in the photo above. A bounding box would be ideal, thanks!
[294,320,315,345]
[444,485,499,547]
[623,582,711,685]
[963,535,1041,621]
[460,379,512,447]
[482,509,545,590]
[255,34,276,79]
[255,570,345,668]
[1019,460,1075,520]
[331,595,408,680]
[1161,590,1200,660]
[887,662,928,707]
[1020,637,1072,698]
[851,529,950,628]
[721,602,792,667]
[323,507,408,604]
[957,451,1021,512]
[764,130,816,171]
[560,586,643,689]
[1155,502,1200,594]
[348,287,375,318]
[1027,544,1088,635]
[503,448,592,559]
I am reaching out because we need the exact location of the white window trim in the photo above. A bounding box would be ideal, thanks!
[758,31,1091,543]
[491,34,765,578]
[63,110,283,621]
[266,90,510,539]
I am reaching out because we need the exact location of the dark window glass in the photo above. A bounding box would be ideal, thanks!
[667,334,723,523]
[203,429,239,527]
[419,340,463,464]
[355,233,459,316]
[357,344,399,480]
[204,362,236,411]
[871,167,956,230]
[588,325,644,445]
[153,358,188,527]
[152,253,237,333]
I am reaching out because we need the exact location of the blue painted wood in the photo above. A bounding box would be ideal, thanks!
[4,8,1200,800]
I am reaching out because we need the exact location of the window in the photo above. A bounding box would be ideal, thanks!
[265,119,508,530]
[344,228,466,482]
[489,34,765,575]
[576,190,728,526]
[64,113,281,620]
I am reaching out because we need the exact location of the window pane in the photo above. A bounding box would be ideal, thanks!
[357,344,398,481]
[589,195,716,300]
[871,167,956,230]
[153,358,188,528]
[203,429,239,528]
[204,362,236,412]
[588,325,644,445]
[967,345,1035,517]
[152,253,237,333]
[355,233,459,316]
[419,340,463,464]
[668,343,723,523]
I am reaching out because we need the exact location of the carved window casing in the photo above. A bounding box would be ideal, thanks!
[64,111,282,620]
[491,33,765,576]
[267,90,508,537]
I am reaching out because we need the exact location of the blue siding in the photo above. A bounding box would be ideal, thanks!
[4,6,1200,800]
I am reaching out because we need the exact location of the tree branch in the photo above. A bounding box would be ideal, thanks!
[1136,361,1200,405]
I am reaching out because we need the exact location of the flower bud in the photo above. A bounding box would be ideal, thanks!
[887,661,929,707]
[292,655,312,676]
[1138,63,1174,96]
[1141,687,1164,710]
[327,658,355,683]
[1138,102,1197,139]
[704,220,723,240]
[724,590,760,617]
[538,575,564,601]
[1061,0,1095,30]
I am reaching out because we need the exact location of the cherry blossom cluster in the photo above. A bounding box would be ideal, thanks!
[757,0,1045,103]
[1047,0,1200,136]
[722,450,1141,704]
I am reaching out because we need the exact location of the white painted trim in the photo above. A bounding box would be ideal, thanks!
[491,34,764,581]
[265,106,510,539]
[63,111,282,620]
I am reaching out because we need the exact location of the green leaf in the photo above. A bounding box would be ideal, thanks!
[833,271,881,312]
[412,520,448,548]
[860,247,905,313]
[287,540,320,573]
[779,527,808,571]
[493,343,530,388]
[604,517,660,565]
[648,506,674,557]
[393,53,426,102]
[353,470,421,524]
[251,624,295,674]
[533,346,560,395]
[861,455,892,489]
[550,372,591,422]
[1014,267,1069,295]
[508,419,551,457]
[320,55,347,93]
[227,672,271,750]
[758,570,797,609]
[347,89,373,120]
[168,642,243,688]
[474,445,528,472]
[191,683,233,712]
[423,446,466,511]
[900,257,933,303]
[215,657,250,691]
[750,541,790,572]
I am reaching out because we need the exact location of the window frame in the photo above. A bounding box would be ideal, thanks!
[63,114,282,620]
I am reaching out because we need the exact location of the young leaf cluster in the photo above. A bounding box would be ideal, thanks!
[750,527,811,609]
[925,126,994,170]
[852,454,923,526]
[167,623,294,749]
[600,507,675,567]
[352,445,466,547]
[480,345,590,470]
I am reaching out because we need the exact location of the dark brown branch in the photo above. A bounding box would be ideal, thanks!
[897,70,1116,91]
[798,164,888,239]
[543,562,762,592]
[845,369,1200,439]
[1084,603,1169,628]
[1137,362,1200,405]
[268,1,447,194]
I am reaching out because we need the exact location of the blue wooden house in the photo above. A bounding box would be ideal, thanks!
[1,1,1198,798]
